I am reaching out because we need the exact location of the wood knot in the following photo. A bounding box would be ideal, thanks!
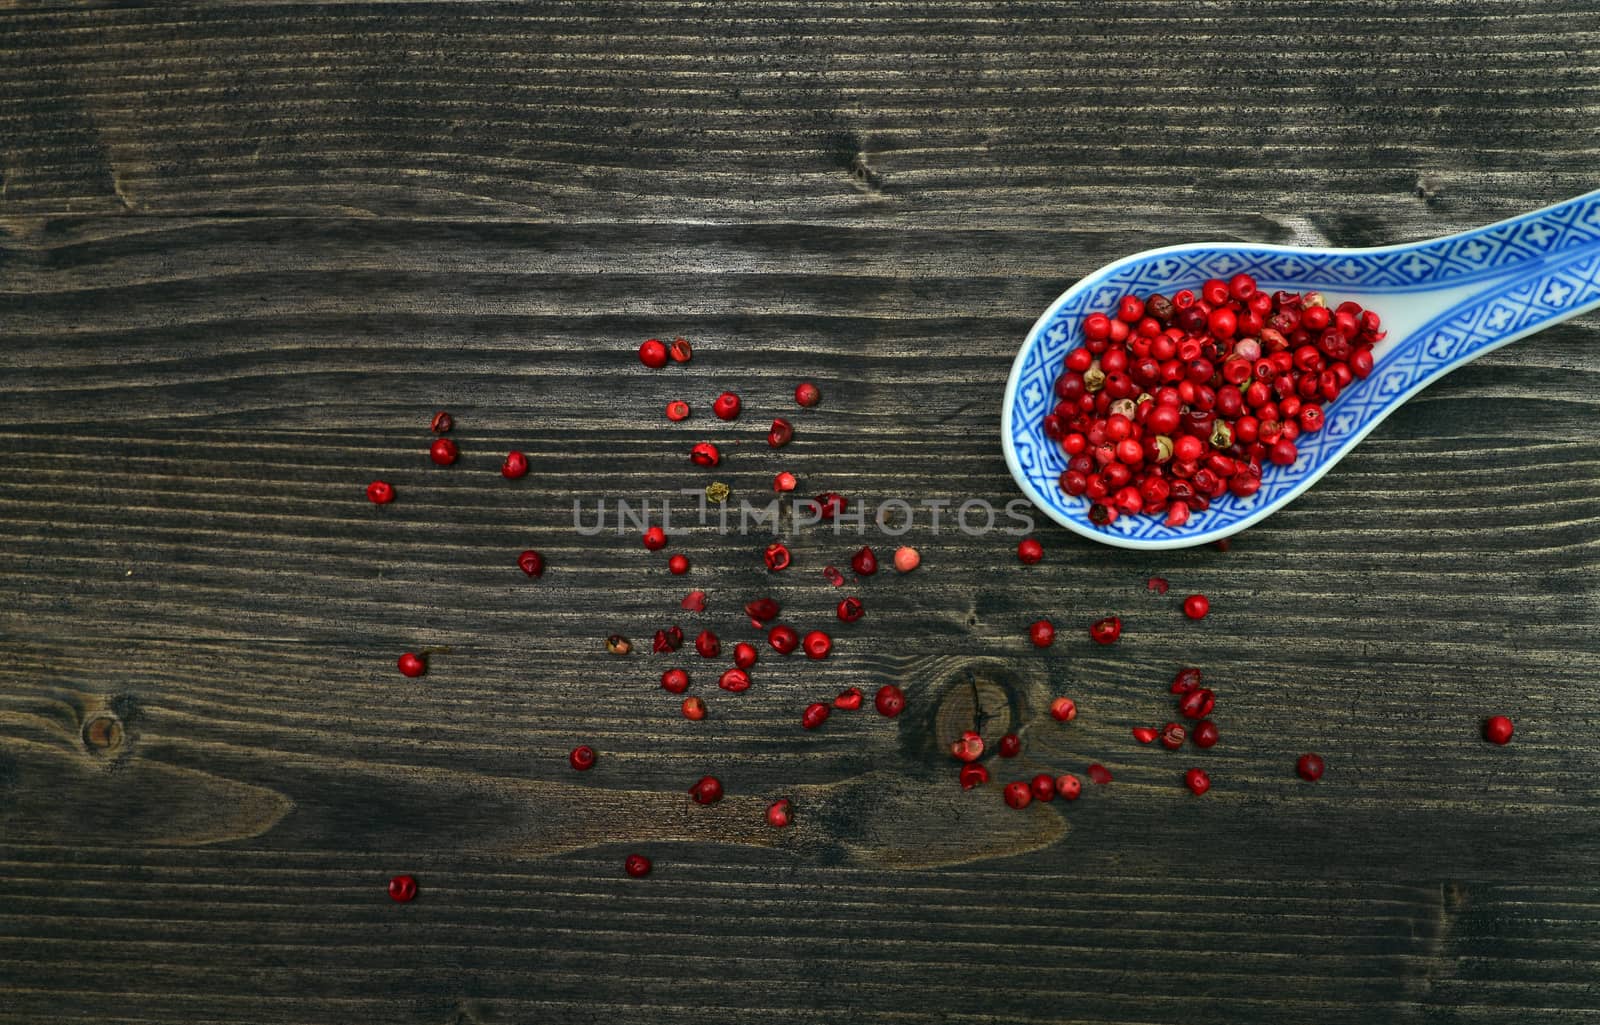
[82,714,125,754]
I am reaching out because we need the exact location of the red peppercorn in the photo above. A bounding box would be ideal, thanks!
[366,480,395,504]
[429,438,458,466]
[688,776,723,805]
[767,418,794,448]
[1193,719,1219,748]
[998,733,1021,758]
[1296,753,1325,780]
[387,875,418,902]
[1178,688,1216,720]
[643,526,668,550]
[1133,725,1158,746]
[1089,616,1122,645]
[795,381,821,407]
[1087,763,1113,784]
[766,799,791,827]
[690,442,720,467]
[959,763,990,789]
[1160,722,1186,750]
[764,542,791,572]
[569,745,596,770]
[681,696,707,720]
[666,400,691,421]
[836,596,864,623]
[1484,715,1515,745]
[397,652,426,678]
[768,625,800,654]
[894,546,920,572]
[1030,773,1057,802]
[1003,781,1033,809]
[429,411,453,433]
[1056,774,1082,800]
[745,597,781,624]
[815,492,847,520]
[1171,667,1202,694]
[801,702,830,730]
[850,546,878,576]
[773,471,797,492]
[682,590,707,612]
[950,731,985,762]
[652,626,684,653]
[668,554,689,575]
[713,392,742,420]
[660,668,690,694]
[669,337,693,363]
[624,854,653,878]
[1029,619,1055,647]
[694,630,720,659]
[718,668,750,693]
[1147,576,1169,594]
[834,687,863,710]
[1050,697,1077,722]
[502,451,529,479]
[639,338,668,367]
[1017,538,1043,564]
[1184,767,1211,796]
[733,642,758,669]
[517,550,545,577]
[1183,594,1210,620]
[874,685,906,717]
[802,630,832,660]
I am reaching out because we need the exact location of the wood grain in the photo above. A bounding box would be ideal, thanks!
[5,1,1600,1022]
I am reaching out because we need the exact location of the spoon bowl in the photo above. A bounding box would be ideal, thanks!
[1003,190,1600,549]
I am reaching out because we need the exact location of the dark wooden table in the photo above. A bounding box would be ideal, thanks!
[5,4,1600,1023]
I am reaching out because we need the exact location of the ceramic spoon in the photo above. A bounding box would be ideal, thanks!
[1002,189,1600,550]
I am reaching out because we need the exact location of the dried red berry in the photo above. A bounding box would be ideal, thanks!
[387,875,418,902]
[1055,774,1082,800]
[1017,538,1043,564]
[893,546,920,572]
[502,451,529,479]
[643,526,668,551]
[367,480,395,504]
[429,411,453,434]
[768,625,800,655]
[1133,726,1158,744]
[764,542,791,572]
[833,687,863,710]
[660,668,690,694]
[517,550,545,577]
[850,546,878,576]
[718,668,750,693]
[694,630,720,659]
[1484,715,1515,745]
[666,400,691,422]
[874,685,905,717]
[569,745,596,771]
[1183,594,1211,620]
[1003,781,1032,809]
[1184,767,1211,796]
[1089,616,1122,645]
[733,642,758,669]
[801,702,830,730]
[669,337,693,363]
[668,554,689,575]
[397,652,426,678]
[766,799,791,827]
[823,565,844,586]
[802,631,832,660]
[837,597,864,623]
[429,438,458,466]
[690,442,721,467]
[959,763,989,789]
[950,731,985,763]
[652,626,684,653]
[1087,763,1113,785]
[1049,697,1077,722]
[795,381,821,407]
[624,854,653,878]
[689,776,723,804]
[767,418,794,448]
[681,590,707,612]
[815,493,847,520]
[1178,688,1216,720]
[713,392,742,421]
[1160,722,1186,750]
[1296,753,1325,780]
[1030,773,1057,802]
[681,696,707,720]
[1193,719,1219,748]
[1147,576,1169,594]
[1170,667,1203,694]
[606,634,631,656]
[998,733,1021,757]
[745,597,780,624]
[1029,619,1055,648]
[639,338,668,368]
[773,471,797,492]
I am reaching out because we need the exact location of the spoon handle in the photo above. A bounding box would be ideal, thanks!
[1393,191,1600,390]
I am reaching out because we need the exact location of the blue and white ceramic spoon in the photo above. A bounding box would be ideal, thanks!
[1002,189,1600,550]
